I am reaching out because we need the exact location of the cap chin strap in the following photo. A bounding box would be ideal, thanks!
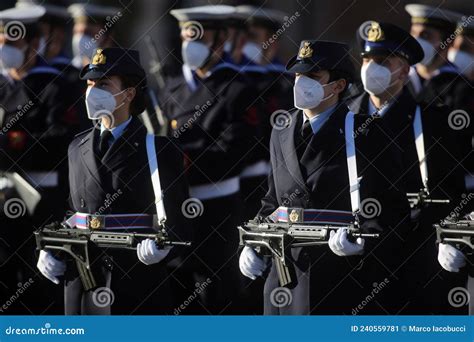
[145,134,167,226]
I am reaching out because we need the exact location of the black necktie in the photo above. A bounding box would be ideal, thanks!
[98,130,113,158]
[296,120,313,161]
[302,120,313,140]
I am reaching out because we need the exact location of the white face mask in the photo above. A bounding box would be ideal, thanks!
[242,42,263,64]
[85,87,128,120]
[448,49,474,77]
[72,33,96,60]
[181,40,210,70]
[0,44,25,70]
[361,60,401,95]
[416,38,437,66]
[293,75,335,110]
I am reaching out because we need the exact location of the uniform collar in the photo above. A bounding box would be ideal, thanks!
[367,97,396,117]
[302,103,338,134]
[100,116,132,141]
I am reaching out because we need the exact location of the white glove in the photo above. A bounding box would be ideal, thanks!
[36,250,66,284]
[438,243,466,272]
[239,246,267,280]
[329,228,365,256]
[137,239,171,265]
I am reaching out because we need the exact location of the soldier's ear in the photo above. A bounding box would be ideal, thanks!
[125,87,136,103]
[333,78,347,95]
[398,59,410,80]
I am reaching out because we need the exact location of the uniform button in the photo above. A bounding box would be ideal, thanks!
[171,119,178,130]
[80,198,85,207]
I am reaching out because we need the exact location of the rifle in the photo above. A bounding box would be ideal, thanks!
[34,222,191,291]
[407,188,450,209]
[435,217,474,254]
[0,172,41,216]
[238,220,380,288]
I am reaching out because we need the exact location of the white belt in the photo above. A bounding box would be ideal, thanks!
[240,160,271,178]
[189,176,240,200]
[25,171,58,188]
[345,112,361,213]
[146,134,167,225]
[413,106,428,189]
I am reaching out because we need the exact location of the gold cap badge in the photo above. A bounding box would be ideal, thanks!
[367,22,385,42]
[92,49,107,65]
[298,41,313,59]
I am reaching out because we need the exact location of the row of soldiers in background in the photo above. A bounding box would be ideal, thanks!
[0,1,128,313]
[160,3,474,315]
[0,0,472,315]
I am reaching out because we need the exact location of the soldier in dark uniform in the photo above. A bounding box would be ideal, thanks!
[405,4,468,110]
[36,47,191,314]
[240,40,410,315]
[350,21,465,314]
[164,5,257,314]
[226,6,295,314]
[1,4,82,313]
[67,3,120,69]
[0,4,77,224]
[16,0,90,132]
[405,4,472,196]
[448,18,474,194]
[233,5,294,221]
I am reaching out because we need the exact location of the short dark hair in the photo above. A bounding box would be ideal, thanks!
[328,69,352,98]
[118,75,146,116]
